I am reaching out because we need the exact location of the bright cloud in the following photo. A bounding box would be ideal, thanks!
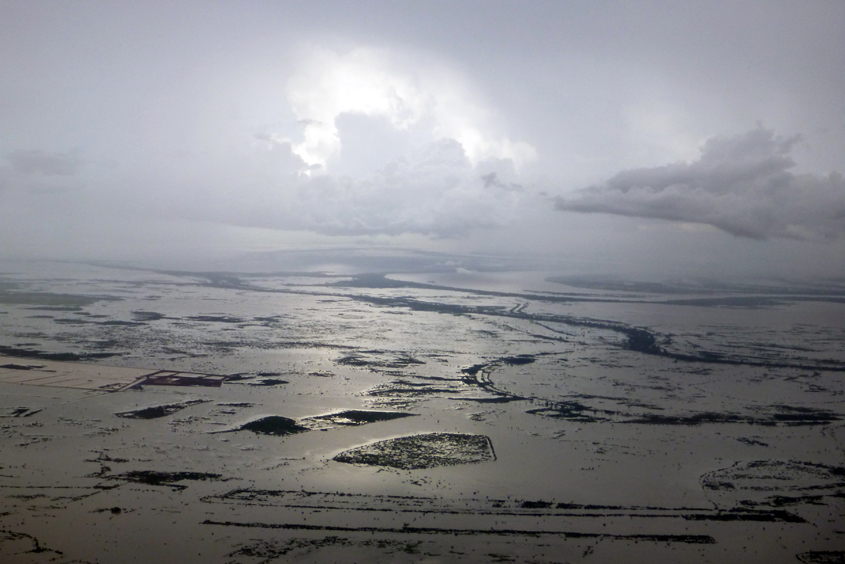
[284,46,537,172]
[1,44,540,241]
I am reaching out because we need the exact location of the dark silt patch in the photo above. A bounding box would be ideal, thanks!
[797,551,845,564]
[224,373,253,382]
[701,460,845,509]
[333,433,495,470]
[628,412,748,425]
[0,529,64,559]
[527,403,607,423]
[224,537,436,561]
[1,406,42,418]
[367,381,456,397]
[98,320,144,327]
[247,378,289,387]
[53,318,91,325]
[521,500,553,509]
[461,364,485,377]
[116,400,207,420]
[225,373,289,386]
[336,352,425,369]
[0,345,119,361]
[769,404,842,425]
[134,373,227,388]
[626,405,841,426]
[0,289,113,308]
[0,363,45,370]
[204,488,801,525]
[257,379,288,386]
[364,380,464,409]
[737,437,770,447]
[23,306,84,311]
[502,355,536,366]
[113,470,222,489]
[131,311,167,321]
[187,315,246,323]
[237,416,309,436]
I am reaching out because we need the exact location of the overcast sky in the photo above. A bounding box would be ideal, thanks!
[1,0,843,278]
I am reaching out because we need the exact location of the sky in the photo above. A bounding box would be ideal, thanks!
[1,0,843,279]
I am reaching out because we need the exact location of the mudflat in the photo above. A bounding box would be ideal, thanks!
[0,262,843,563]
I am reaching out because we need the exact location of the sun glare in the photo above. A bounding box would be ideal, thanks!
[284,46,536,173]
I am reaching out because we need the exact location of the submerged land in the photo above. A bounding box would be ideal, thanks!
[0,259,843,563]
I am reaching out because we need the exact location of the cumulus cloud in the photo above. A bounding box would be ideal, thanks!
[207,137,524,237]
[283,46,537,172]
[183,45,538,238]
[555,128,845,240]
[1,45,538,242]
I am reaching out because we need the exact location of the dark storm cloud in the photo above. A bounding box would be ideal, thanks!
[7,150,81,176]
[555,128,845,240]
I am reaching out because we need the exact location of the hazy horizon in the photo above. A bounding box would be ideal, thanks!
[2,1,844,280]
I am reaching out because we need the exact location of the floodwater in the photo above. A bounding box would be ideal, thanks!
[0,260,843,563]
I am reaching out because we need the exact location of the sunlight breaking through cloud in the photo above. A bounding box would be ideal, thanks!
[284,47,537,173]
